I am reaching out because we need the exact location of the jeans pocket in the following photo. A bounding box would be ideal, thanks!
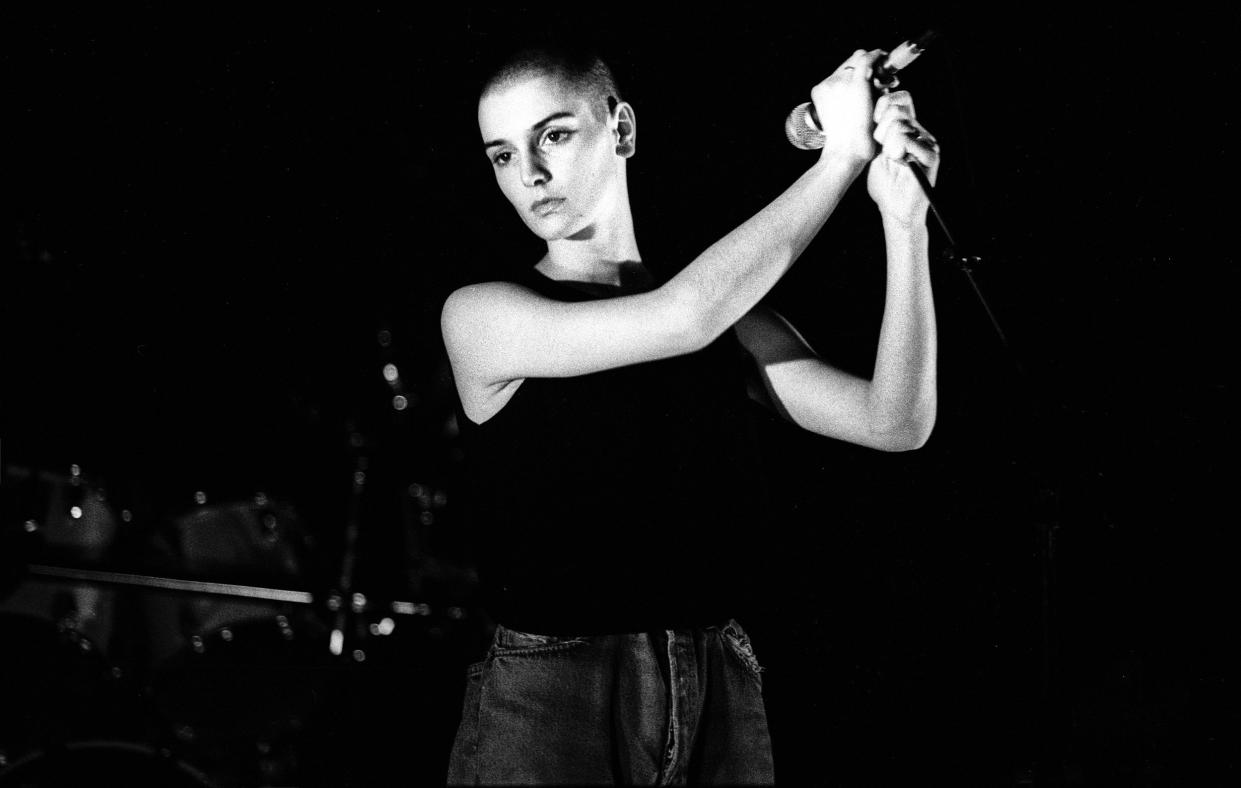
[490,625,590,657]
[720,618,765,686]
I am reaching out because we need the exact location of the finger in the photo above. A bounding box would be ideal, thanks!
[845,48,884,66]
[878,120,911,161]
[898,126,940,182]
[873,107,916,145]
[877,119,930,161]
[859,48,886,79]
[877,114,937,150]
[901,132,940,174]
[874,90,915,122]
[831,49,864,78]
[838,48,885,79]
[907,120,939,151]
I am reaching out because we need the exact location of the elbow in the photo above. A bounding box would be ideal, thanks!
[870,401,937,453]
[872,420,933,452]
[883,421,934,452]
[661,279,714,352]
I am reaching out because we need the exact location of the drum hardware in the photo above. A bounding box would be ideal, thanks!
[137,488,326,672]
[2,463,123,661]
[326,425,368,659]
[23,563,445,622]
[2,405,475,781]
[10,568,448,787]
[0,740,218,788]
[0,613,139,769]
[145,614,337,788]
[24,563,316,604]
[20,562,454,684]
[155,490,312,582]
[5,448,472,630]
[323,423,474,661]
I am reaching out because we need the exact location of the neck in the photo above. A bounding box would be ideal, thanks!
[536,189,643,288]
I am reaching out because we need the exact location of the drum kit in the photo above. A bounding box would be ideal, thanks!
[1,449,484,787]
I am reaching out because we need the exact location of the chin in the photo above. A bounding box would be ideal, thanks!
[526,214,585,242]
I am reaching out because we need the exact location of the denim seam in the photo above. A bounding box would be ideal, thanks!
[490,639,588,658]
[465,656,488,781]
[658,629,680,785]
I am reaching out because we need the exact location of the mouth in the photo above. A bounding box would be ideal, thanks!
[530,197,565,217]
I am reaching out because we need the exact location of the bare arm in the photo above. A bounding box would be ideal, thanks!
[734,228,935,452]
[442,50,885,389]
[733,89,939,452]
[868,222,937,446]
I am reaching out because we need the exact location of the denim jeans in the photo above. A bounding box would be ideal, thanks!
[447,618,774,785]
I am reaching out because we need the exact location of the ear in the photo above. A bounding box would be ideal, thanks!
[612,100,636,158]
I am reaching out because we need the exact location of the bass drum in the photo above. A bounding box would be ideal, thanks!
[0,613,137,762]
[146,615,338,788]
[0,740,217,788]
[139,492,316,668]
[1,464,121,660]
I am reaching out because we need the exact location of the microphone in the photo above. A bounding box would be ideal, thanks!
[785,30,937,150]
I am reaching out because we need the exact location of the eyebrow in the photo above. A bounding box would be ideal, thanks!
[483,111,578,151]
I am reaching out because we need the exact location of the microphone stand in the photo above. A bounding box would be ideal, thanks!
[875,67,1061,787]
[873,72,1012,365]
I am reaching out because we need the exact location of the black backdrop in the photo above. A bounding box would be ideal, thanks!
[8,5,1236,785]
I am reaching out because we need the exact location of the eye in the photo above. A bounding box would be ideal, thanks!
[541,129,572,146]
[491,150,512,167]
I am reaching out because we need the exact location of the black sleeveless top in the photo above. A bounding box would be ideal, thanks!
[456,266,769,635]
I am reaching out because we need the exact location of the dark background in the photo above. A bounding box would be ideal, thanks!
[7,5,1236,786]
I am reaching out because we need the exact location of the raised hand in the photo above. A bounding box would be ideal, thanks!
[809,49,886,165]
[866,89,941,228]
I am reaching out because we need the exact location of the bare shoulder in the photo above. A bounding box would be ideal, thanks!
[441,280,544,346]
[440,281,541,425]
[442,280,539,321]
[441,271,700,394]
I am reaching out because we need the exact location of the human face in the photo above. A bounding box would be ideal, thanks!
[479,74,622,241]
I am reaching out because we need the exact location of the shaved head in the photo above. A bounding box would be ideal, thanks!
[480,44,621,123]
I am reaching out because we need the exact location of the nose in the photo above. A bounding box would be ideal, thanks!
[519,151,550,188]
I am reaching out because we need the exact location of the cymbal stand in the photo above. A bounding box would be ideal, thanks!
[327,425,369,660]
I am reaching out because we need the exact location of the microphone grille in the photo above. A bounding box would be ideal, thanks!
[785,102,825,151]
